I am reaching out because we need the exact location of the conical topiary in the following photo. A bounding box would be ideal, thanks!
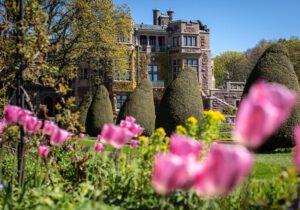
[116,79,155,136]
[243,43,300,150]
[77,93,92,127]
[156,68,203,135]
[85,84,113,136]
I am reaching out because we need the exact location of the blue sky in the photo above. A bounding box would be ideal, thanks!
[114,0,300,57]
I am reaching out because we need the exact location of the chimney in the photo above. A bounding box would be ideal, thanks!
[153,8,160,25]
[167,9,174,21]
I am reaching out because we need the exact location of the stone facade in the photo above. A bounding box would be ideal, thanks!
[36,8,242,116]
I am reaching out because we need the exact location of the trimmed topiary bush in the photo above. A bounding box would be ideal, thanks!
[156,68,203,135]
[116,79,155,136]
[85,85,113,136]
[243,43,300,151]
[77,94,92,127]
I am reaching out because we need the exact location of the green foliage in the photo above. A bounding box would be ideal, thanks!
[156,68,203,135]
[243,43,300,150]
[116,79,155,136]
[77,94,92,128]
[85,85,113,136]
[279,38,300,83]
[214,51,248,87]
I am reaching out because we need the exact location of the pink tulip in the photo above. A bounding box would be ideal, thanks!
[0,119,7,134]
[38,145,49,158]
[43,120,57,136]
[194,143,254,197]
[294,126,300,171]
[233,80,297,149]
[79,133,85,139]
[169,134,203,158]
[96,134,103,142]
[101,124,133,149]
[94,142,104,152]
[66,145,72,151]
[151,153,197,195]
[50,128,72,146]
[4,105,22,124]
[120,116,144,137]
[22,115,42,134]
[130,140,139,149]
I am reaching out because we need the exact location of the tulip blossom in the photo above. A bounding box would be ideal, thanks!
[120,116,144,137]
[294,126,300,171]
[101,124,133,149]
[151,153,198,195]
[169,134,203,158]
[234,80,297,149]
[67,145,73,151]
[79,133,85,139]
[194,144,254,197]
[0,119,7,134]
[50,128,72,147]
[130,140,139,149]
[43,120,58,136]
[22,115,42,134]
[38,146,49,158]
[4,105,22,124]
[94,142,104,152]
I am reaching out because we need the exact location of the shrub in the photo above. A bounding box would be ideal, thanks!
[243,43,300,150]
[155,68,203,135]
[77,94,92,127]
[85,85,113,136]
[116,79,155,136]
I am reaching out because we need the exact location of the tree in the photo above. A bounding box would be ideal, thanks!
[214,51,248,87]
[77,93,92,128]
[116,79,155,136]
[85,84,113,136]
[156,68,203,135]
[243,43,300,151]
[279,38,300,83]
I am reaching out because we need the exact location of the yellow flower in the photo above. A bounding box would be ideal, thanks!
[156,128,165,136]
[138,135,148,144]
[203,110,225,121]
[187,116,198,125]
[176,125,187,134]
[164,137,170,144]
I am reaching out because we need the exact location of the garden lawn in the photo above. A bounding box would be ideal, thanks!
[252,152,293,179]
[80,136,293,180]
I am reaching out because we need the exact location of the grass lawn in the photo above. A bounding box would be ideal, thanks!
[252,152,293,179]
[79,136,293,180]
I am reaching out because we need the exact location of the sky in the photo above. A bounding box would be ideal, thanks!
[113,0,300,57]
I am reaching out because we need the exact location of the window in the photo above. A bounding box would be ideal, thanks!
[184,59,199,77]
[148,65,159,81]
[149,36,156,46]
[173,37,180,47]
[172,59,180,78]
[114,59,131,81]
[80,68,88,80]
[117,33,129,43]
[140,36,147,45]
[116,95,127,110]
[184,36,197,46]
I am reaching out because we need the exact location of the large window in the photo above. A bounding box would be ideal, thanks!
[172,59,180,78]
[148,65,158,81]
[140,36,147,45]
[184,36,197,46]
[184,59,199,76]
[116,95,127,110]
[173,37,180,47]
[114,59,131,81]
[79,68,88,80]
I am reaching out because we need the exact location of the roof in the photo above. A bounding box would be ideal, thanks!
[135,24,167,31]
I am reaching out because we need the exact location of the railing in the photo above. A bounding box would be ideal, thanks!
[152,80,164,88]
